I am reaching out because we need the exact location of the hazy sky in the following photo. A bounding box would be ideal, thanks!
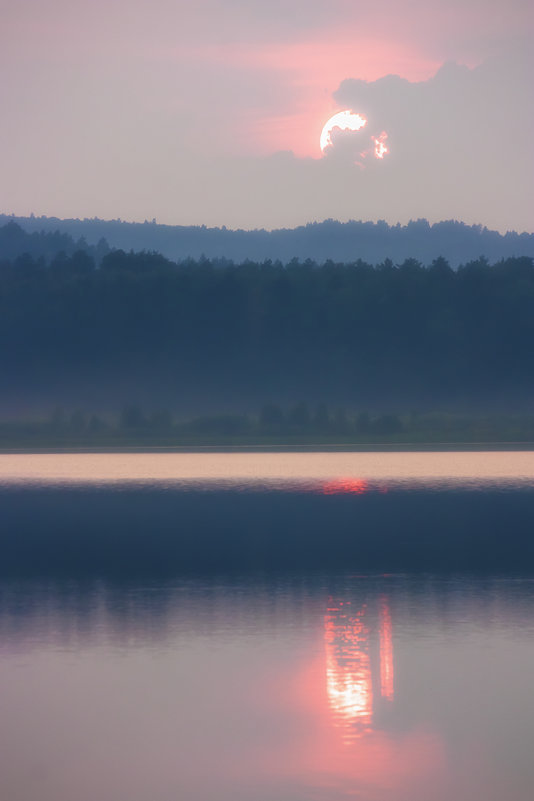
[1,0,532,231]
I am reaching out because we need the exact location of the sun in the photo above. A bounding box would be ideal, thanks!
[320,110,390,162]
[320,110,367,153]
[372,132,389,159]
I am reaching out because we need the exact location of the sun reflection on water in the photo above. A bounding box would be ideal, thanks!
[325,595,394,741]
[379,597,394,701]
[322,478,370,494]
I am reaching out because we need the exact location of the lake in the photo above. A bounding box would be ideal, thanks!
[1,451,534,800]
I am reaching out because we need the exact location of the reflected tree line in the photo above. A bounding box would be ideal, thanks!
[2,229,534,440]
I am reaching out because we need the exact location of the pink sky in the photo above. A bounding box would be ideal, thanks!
[1,0,532,230]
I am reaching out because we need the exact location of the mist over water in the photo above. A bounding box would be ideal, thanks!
[2,452,534,799]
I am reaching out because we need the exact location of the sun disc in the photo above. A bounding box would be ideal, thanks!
[320,110,367,152]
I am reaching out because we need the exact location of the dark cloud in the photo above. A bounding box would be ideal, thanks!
[332,45,533,176]
[318,45,532,229]
[174,45,532,232]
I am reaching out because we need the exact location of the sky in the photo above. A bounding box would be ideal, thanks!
[1,0,532,232]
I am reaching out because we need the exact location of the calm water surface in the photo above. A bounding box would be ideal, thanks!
[1,451,534,800]
[1,450,534,487]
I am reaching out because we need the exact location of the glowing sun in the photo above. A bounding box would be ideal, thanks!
[320,110,367,152]
[320,109,389,162]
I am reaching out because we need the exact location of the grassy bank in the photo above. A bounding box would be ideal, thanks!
[2,411,534,450]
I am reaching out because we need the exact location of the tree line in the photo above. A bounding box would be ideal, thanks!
[3,214,534,267]
[2,238,534,415]
[3,405,534,446]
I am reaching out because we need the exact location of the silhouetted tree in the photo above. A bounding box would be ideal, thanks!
[288,402,310,429]
[332,408,350,434]
[88,415,107,434]
[313,403,330,431]
[120,405,146,429]
[70,410,86,432]
[372,414,403,436]
[355,411,371,433]
[259,404,285,429]
[150,410,173,432]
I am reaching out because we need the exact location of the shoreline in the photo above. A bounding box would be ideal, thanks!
[2,441,534,454]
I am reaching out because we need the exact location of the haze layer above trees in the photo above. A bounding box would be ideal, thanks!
[2,214,534,268]
[2,221,534,418]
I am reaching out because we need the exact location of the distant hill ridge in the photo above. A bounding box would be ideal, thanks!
[0,219,109,264]
[1,214,533,267]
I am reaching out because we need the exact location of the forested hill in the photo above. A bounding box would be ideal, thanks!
[2,245,534,417]
[2,214,533,267]
[0,220,109,264]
